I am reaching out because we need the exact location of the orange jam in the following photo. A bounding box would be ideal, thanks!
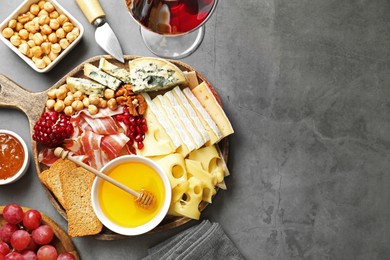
[0,133,25,180]
[98,161,165,228]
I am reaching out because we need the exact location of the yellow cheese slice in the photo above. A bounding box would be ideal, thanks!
[185,159,216,203]
[137,108,176,156]
[192,82,234,138]
[156,153,187,189]
[168,178,203,220]
[183,71,199,90]
[188,145,226,188]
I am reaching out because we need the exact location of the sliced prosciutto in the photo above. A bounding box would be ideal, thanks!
[101,133,130,160]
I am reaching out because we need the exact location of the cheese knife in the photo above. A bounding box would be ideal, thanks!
[75,0,125,63]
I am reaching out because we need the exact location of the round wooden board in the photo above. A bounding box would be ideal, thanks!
[0,206,79,259]
[0,55,229,240]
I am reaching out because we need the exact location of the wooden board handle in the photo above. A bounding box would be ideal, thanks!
[0,74,47,128]
[76,0,106,24]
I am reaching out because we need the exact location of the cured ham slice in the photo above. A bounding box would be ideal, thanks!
[80,130,103,154]
[38,148,57,166]
[83,116,119,135]
[101,133,130,160]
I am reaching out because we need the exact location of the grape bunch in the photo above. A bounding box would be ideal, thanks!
[0,203,75,260]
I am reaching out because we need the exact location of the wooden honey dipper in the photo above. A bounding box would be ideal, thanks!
[54,147,155,209]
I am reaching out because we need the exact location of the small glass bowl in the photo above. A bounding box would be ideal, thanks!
[0,130,30,185]
[91,155,172,236]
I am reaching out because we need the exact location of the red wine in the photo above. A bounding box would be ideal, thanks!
[129,0,215,35]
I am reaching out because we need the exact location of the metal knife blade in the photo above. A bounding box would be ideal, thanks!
[76,0,124,63]
[94,19,124,63]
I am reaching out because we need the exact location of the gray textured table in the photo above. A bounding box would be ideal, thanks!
[1,1,390,259]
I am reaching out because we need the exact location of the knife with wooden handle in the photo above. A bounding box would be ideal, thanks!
[76,0,124,63]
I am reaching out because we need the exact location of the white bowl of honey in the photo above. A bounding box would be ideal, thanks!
[0,130,30,185]
[91,155,171,236]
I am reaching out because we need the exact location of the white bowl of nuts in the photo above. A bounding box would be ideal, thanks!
[0,0,84,73]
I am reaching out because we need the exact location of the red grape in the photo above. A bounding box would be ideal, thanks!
[0,242,9,256]
[20,250,37,260]
[24,239,38,252]
[32,225,53,245]
[10,230,31,251]
[3,204,24,225]
[36,245,57,260]
[4,252,23,260]
[56,253,75,260]
[23,210,42,230]
[0,223,18,243]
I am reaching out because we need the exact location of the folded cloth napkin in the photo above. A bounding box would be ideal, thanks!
[143,220,244,260]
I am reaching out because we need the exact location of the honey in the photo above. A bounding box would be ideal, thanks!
[0,133,25,180]
[98,161,165,228]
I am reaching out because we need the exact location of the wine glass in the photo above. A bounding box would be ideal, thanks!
[126,0,218,59]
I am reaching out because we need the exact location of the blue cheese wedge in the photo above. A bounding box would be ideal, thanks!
[83,63,122,90]
[129,57,187,93]
[98,58,132,84]
[66,77,105,97]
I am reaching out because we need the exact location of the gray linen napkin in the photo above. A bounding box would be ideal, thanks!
[143,220,244,260]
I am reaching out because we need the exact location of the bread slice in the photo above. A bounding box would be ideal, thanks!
[39,159,77,209]
[60,167,102,237]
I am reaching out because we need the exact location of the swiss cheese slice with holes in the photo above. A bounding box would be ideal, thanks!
[129,57,188,93]
[156,153,187,189]
[185,159,217,203]
[168,178,203,220]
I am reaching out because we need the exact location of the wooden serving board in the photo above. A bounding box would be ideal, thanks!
[0,206,79,259]
[0,55,229,240]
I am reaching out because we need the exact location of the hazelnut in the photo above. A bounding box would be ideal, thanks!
[54,100,65,112]
[31,46,42,58]
[10,35,22,46]
[64,106,73,116]
[38,14,50,25]
[18,43,30,55]
[49,11,59,19]
[49,19,60,30]
[104,88,115,99]
[18,29,29,40]
[8,19,17,29]
[33,57,46,69]
[47,89,58,99]
[107,98,117,111]
[38,0,46,9]
[51,43,61,54]
[57,14,69,25]
[38,9,48,17]
[16,22,24,32]
[41,24,52,35]
[55,28,65,39]
[41,42,51,54]
[82,97,90,107]
[48,51,58,61]
[43,2,55,13]
[42,56,51,66]
[2,28,14,39]
[62,22,73,33]
[59,38,69,49]
[72,100,84,111]
[17,14,30,24]
[46,99,56,110]
[48,32,57,43]
[30,4,40,16]
[88,105,98,115]
[64,95,74,106]
[66,32,77,43]
[99,98,107,108]
[56,88,67,100]
[32,33,44,45]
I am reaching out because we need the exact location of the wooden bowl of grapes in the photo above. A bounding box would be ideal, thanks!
[0,204,79,259]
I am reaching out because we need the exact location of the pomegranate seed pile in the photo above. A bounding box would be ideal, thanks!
[116,107,148,153]
[32,112,73,148]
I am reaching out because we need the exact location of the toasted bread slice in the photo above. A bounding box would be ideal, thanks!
[60,167,102,237]
[39,159,77,209]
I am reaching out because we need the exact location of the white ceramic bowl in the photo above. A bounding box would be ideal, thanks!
[0,0,84,73]
[0,130,30,185]
[91,155,171,236]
